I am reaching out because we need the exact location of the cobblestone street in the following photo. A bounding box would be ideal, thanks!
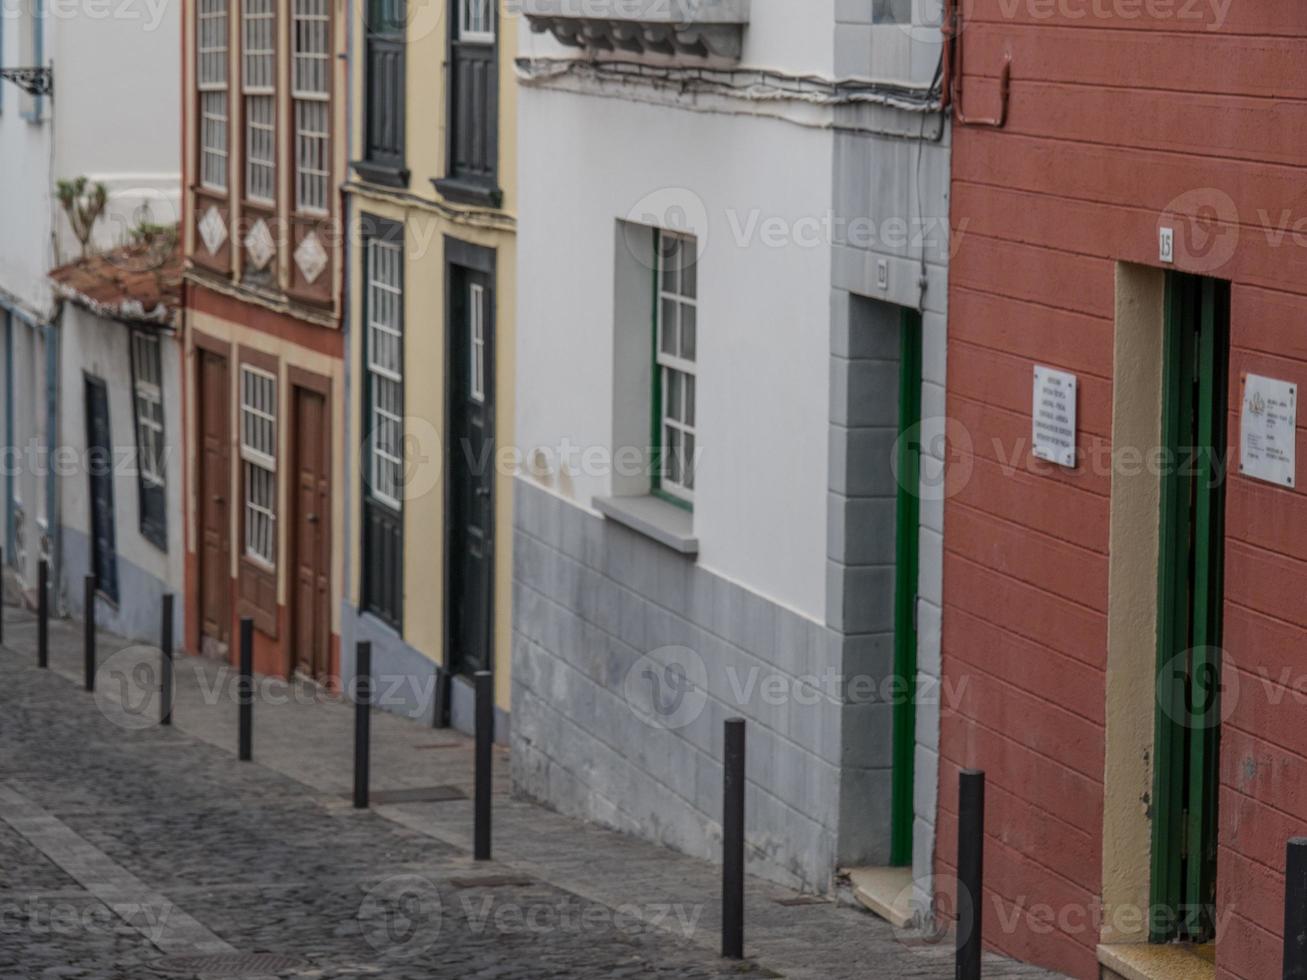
[0,606,1060,980]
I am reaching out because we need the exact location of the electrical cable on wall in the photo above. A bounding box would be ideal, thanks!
[517,58,944,114]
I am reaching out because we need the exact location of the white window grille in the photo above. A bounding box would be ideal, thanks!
[131,333,166,489]
[367,239,404,510]
[198,0,229,190]
[240,366,278,567]
[293,0,331,213]
[469,282,485,402]
[656,232,698,501]
[459,0,495,43]
[243,0,276,204]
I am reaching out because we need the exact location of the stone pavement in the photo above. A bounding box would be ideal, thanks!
[0,604,1063,979]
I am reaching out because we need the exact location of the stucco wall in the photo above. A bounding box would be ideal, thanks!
[512,0,952,899]
[516,91,833,617]
[0,20,55,321]
[50,0,180,257]
[56,304,183,645]
[0,0,179,613]
[3,315,52,592]
[0,0,180,318]
[939,4,1307,978]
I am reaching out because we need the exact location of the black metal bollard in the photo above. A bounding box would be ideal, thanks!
[1285,838,1307,978]
[722,718,746,960]
[160,594,174,726]
[433,665,450,729]
[354,642,372,809]
[474,670,493,860]
[83,576,96,692]
[238,618,253,761]
[957,769,986,980]
[37,559,48,668]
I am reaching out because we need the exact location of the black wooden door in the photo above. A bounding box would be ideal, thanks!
[447,265,494,676]
[84,375,119,603]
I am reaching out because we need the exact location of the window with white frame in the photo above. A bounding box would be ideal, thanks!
[292,0,330,213]
[242,0,276,204]
[198,0,230,191]
[131,333,165,490]
[469,282,486,402]
[367,239,404,510]
[240,366,278,567]
[655,232,698,502]
[130,331,168,549]
[459,0,495,42]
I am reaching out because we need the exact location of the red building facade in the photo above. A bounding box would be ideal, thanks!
[939,3,1307,979]
[181,0,347,682]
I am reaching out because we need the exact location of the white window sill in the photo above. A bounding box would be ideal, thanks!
[593,495,698,556]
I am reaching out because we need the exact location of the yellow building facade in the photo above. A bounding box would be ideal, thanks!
[344,0,517,728]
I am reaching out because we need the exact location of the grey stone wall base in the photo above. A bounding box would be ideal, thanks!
[510,478,897,894]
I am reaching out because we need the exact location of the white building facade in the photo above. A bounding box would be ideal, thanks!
[0,0,179,622]
[512,0,952,909]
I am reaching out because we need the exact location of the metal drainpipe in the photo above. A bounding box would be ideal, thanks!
[340,4,355,664]
[44,315,60,613]
[4,311,13,568]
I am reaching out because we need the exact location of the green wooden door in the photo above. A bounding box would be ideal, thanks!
[890,309,922,867]
[1150,272,1229,943]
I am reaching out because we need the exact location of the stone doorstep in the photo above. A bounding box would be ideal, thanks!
[842,866,915,929]
[1097,942,1215,980]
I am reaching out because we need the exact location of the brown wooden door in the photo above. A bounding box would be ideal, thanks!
[197,348,232,656]
[291,384,330,680]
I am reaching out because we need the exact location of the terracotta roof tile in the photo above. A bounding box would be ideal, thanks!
[48,230,182,326]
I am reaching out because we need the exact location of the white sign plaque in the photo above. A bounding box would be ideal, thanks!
[1240,373,1297,488]
[1032,365,1078,468]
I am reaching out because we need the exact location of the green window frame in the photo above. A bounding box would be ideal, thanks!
[650,230,697,511]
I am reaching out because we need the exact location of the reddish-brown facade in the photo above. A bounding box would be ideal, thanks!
[181,0,346,682]
[939,4,1307,978]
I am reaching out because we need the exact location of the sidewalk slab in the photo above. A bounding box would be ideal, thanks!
[3,605,1064,980]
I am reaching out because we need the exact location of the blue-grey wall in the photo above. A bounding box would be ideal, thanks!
[61,525,180,648]
[342,604,512,745]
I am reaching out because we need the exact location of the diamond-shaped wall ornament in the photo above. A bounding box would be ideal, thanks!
[198,206,227,256]
[245,219,275,271]
[294,231,328,284]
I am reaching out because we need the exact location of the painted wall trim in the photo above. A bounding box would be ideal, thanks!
[1100,262,1166,945]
